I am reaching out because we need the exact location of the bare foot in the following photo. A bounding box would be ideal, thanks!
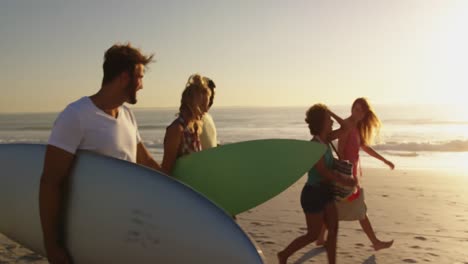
[373,240,394,251]
[277,251,288,264]
[316,239,327,247]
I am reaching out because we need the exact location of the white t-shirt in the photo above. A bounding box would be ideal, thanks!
[48,97,141,162]
[200,112,217,149]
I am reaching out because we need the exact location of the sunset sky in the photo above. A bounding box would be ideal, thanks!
[1,0,468,113]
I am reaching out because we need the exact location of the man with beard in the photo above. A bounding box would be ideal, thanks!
[39,43,161,264]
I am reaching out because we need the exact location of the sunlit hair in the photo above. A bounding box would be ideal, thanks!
[352,97,381,145]
[102,43,154,86]
[305,103,329,136]
[186,75,216,108]
[179,74,212,134]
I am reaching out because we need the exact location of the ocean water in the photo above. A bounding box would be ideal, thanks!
[1,104,467,171]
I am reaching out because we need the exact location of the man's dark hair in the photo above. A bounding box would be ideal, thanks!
[206,78,216,108]
[102,43,154,86]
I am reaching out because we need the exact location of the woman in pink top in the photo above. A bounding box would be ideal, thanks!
[317,97,395,251]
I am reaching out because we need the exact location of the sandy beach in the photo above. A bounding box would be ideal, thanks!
[237,167,468,263]
[1,167,468,263]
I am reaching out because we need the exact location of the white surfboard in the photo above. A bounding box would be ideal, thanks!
[0,144,265,263]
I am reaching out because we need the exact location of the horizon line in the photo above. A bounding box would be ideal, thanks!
[0,102,458,115]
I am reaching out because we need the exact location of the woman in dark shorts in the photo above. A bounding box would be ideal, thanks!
[278,104,356,264]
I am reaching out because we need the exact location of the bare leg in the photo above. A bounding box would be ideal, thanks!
[359,215,393,251]
[278,212,323,264]
[323,202,339,264]
[316,224,327,246]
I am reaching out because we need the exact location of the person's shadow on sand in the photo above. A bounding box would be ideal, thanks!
[291,250,376,264]
[291,247,326,264]
[362,255,376,264]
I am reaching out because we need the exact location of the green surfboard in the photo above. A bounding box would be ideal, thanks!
[173,139,326,215]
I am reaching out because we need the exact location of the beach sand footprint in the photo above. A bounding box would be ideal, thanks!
[4,245,18,251]
[260,240,275,245]
[17,254,44,261]
[402,258,418,263]
[414,236,427,241]
[250,233,269,239]
[250,221,272,227]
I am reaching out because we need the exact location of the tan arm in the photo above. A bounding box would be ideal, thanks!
[39,145,74,263]
[161,123,183,175]
[361,144,395,170]
[315,156,356,187]
[136,142,161,171]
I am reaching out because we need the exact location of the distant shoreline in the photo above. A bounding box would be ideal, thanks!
[1,102,460,115]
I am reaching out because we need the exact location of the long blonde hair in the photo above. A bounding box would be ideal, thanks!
[353,97,381,145]
[179,74,211,135]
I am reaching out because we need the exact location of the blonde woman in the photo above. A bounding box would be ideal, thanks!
[161,74,211,175]
[317,97,394,250]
